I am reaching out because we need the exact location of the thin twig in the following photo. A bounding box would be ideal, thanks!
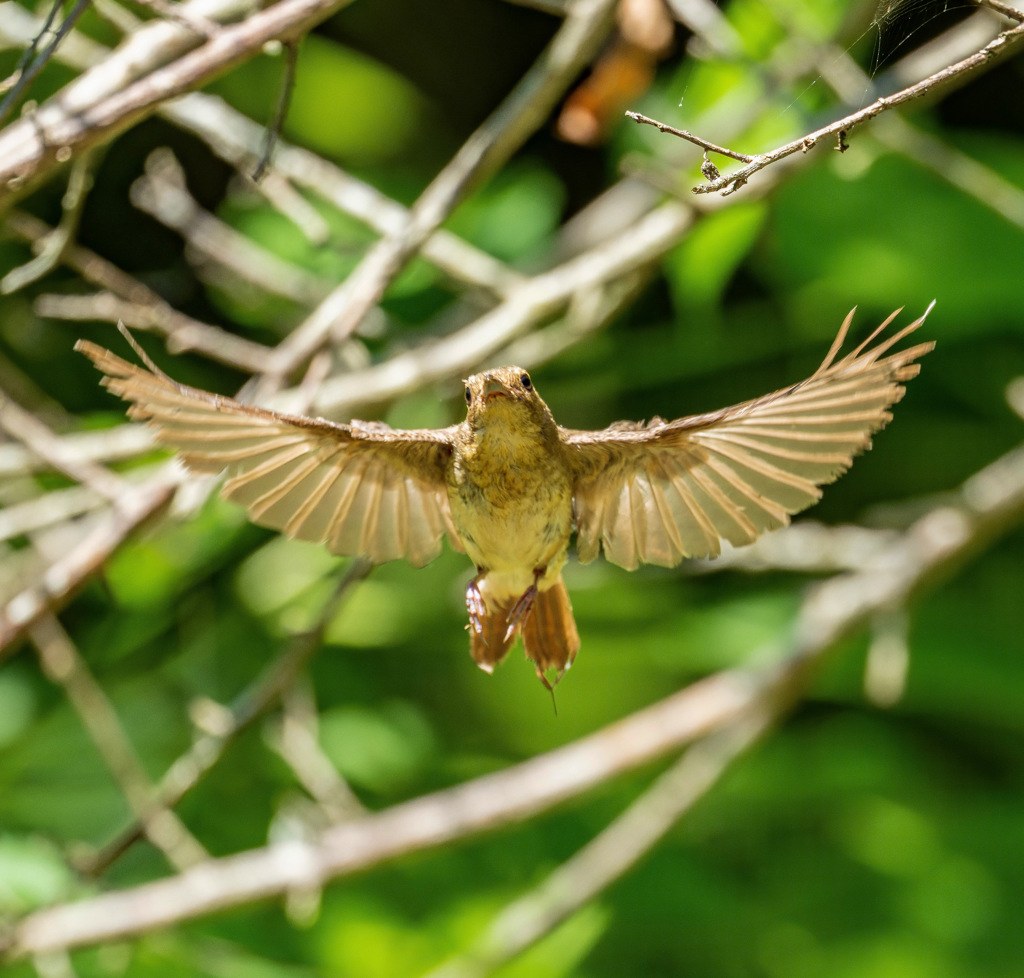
[80,559,372,875]
[29,614,207,872]
[0,0,91,128]
[252,39,299,182]
[626,17,1024,195]
[0,0,64,95]
[624,112,753,162]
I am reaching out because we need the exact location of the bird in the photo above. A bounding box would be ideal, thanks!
[77,304,933,688]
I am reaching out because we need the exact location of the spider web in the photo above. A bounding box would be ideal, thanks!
[870,0,977,73]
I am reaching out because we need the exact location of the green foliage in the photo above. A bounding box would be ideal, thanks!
[1,0,1023,975]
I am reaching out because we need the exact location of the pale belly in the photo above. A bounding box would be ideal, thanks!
[447,450,573,606]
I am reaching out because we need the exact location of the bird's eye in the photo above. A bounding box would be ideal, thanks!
[520,373,532,390]
[465,387,472,405]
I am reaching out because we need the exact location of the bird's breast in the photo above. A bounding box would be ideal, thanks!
[447,430,573,595]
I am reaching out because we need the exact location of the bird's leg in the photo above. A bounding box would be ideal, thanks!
[465,570,487,635]
[504,568,543,641]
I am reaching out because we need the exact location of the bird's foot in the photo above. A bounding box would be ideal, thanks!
[504,571,543,641]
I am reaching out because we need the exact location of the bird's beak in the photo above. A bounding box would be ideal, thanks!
[483,378,510,401]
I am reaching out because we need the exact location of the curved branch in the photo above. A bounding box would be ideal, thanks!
[0,0,353,202]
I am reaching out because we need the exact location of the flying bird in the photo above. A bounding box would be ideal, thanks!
[77,305,933,687]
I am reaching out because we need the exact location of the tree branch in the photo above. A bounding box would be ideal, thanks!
[0,0,352,202]
[626,14,1024,195]
[260,0,619,382]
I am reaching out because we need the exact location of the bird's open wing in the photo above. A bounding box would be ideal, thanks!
[561,306,934,570]
[77,341,462,566]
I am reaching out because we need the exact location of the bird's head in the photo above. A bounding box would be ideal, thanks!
[462,366,553,435]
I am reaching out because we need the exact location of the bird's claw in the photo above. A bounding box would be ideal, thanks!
[503,583,537,642]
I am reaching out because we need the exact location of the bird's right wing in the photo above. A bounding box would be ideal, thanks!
[561,306,934,570]
[77,341,462,567]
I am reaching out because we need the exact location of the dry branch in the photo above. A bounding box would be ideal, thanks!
[0,471,178,658]
[627,10,1024,194]
[261,0,620,381]
[0,0,353,202]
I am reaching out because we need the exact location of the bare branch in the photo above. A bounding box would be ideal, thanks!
[0,4,526,301]
[81,559,372,875]
[2,150,95,294]
[267,679,366,822]
[0,424,154,478]
[0,471,178,658]
[130,149,333,305]
[0,0,354,202]
[8,210,275,371]
[260,0,619,381]
[627,16,1024,195]
[423,719,768,978]
[311,201,695,415]
[0,391,128,501]
[29,615,207,871]
[0,484,105,543]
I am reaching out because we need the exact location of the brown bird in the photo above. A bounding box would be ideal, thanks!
[77,305,933,687]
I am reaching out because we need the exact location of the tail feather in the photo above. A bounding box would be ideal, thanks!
[522,577,579,688]
[469,594,517,673]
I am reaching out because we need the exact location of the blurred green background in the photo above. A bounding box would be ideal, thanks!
[1,0,1023,975]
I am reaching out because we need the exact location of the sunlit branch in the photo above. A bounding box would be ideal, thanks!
[261,0,620,383]
[130,149,333,306]
[626,14,1024,195]
[0,472,178,658]
[0,0,352,202]
[0,3,526,302]
[0,392,128,502]
[422,718,768,978]
[7,210,276,372]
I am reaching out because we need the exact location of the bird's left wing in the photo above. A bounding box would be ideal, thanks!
[561,306,934,570]
[77,341,462,567]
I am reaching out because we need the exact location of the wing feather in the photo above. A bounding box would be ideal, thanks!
[76,340,461,565]
[564,305,934,568]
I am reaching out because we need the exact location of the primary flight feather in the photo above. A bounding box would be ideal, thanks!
[77,305,933,687]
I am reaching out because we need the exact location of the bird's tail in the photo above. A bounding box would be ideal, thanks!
[469,576,580,689]
[521,576,579,689]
